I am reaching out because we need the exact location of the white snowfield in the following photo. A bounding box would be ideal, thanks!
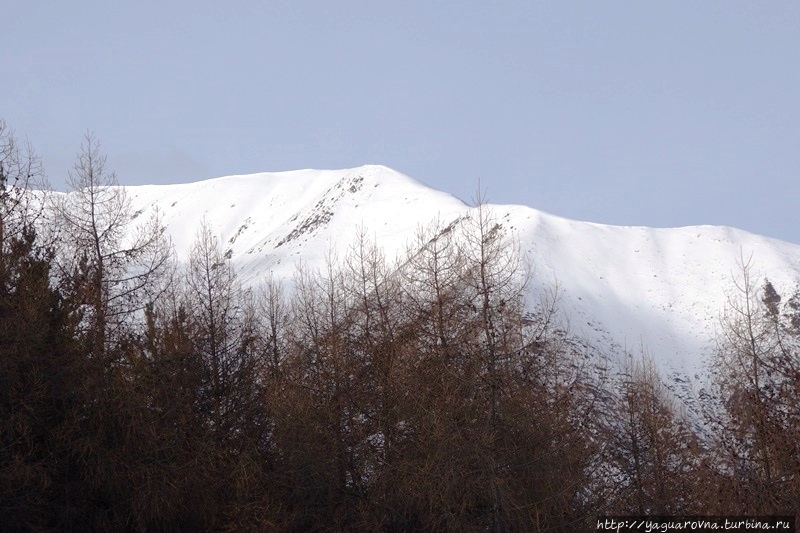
[84,165,800,383]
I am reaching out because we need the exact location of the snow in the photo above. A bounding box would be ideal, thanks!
[57,164,800,384]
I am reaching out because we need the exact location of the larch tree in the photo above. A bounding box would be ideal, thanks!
[708,255,800,513]
[457,196,530,530]
[184,220,266,445]
[0,120,47,276]
[56,132,171,355]
[602,352,699,515]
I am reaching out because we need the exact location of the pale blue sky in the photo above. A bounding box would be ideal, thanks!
[3,1,800,242]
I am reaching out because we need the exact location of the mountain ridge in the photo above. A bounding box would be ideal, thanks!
[52,165,800,383]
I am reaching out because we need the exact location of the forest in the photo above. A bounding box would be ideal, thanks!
[2,121,799,531]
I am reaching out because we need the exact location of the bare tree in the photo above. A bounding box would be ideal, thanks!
[56,132,171,353]
[456,194,531,530]
[707,254,800,512]
[0,120,47,269]
[400,216,470,361]
[458,195,530,426]
[185,220,263,440]
[601,350,699,514]
[255,272,288,377]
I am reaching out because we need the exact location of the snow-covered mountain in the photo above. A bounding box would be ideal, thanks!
[119,165,800,383]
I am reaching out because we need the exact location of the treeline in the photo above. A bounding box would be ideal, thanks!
[1,123,799,531]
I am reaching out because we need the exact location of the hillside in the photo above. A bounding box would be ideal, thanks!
[106,165,800,382]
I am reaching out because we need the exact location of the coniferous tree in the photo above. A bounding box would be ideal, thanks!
[56,132,171,356]
[0,225,82,531]
[705,257,800,513]
[601,352,700,515]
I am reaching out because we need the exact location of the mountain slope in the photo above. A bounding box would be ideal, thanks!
[114,165,800,380]
[125,165,466,282]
